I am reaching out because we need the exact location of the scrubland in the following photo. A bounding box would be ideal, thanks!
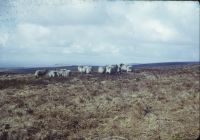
[0,64,199,140]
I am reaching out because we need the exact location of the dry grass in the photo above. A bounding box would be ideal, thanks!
[0,64,199,140]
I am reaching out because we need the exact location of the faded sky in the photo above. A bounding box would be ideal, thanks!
[0,0,199,67]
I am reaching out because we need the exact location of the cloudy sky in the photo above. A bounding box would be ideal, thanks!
[0,0,199,67]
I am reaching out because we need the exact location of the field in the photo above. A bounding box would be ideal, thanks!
[0,64,199,140]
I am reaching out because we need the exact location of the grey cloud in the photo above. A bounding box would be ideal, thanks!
[0,1,199,67]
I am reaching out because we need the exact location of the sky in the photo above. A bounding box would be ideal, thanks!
[0,0,199,67]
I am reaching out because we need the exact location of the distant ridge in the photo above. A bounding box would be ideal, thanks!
[132,61,199,68]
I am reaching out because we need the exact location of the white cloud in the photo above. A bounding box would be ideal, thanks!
[0,33,9,47]
[17,23,50,40]
[144,20,179,42]
[0,1,199,67]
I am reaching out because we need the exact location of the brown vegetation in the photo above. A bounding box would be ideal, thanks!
[0,65,199,140]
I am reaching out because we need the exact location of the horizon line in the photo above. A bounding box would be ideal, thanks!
[0,61,199,69]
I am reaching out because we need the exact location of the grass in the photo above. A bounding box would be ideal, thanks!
[0,64,199,140]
